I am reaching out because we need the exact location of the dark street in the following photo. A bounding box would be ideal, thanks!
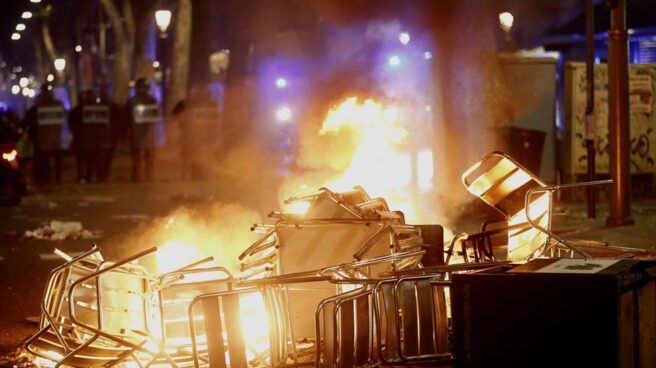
[1,0,656,366]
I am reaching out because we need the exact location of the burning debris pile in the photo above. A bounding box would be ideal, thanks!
[24,187,432,368]
[21,154,647,367]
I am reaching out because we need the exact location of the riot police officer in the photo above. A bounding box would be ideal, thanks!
[23,85,67,184]
[126,79,162,182]
[69,90,117,182]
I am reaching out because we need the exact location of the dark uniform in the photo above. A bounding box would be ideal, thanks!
[126,79,162,182]
[176,87,221,180]
[23,87,67,184]
[69,90,118,182]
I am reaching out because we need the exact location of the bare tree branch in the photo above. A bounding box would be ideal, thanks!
[41,20,58,63]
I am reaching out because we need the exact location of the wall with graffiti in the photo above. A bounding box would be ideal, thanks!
[564,62,656,175]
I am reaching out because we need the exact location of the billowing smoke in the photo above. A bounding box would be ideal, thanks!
[115,202,261,275]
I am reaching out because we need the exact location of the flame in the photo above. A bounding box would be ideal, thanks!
[285,96,435,222]
[284,200,311,215]
[240,292,270,364]
[157,240,204,274]
[508,192,551,261]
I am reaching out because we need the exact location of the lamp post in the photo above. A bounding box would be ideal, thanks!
[54,58,66,86]
[155,9,172,111]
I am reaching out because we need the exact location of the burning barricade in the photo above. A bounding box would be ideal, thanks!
[24,186,431,367]
[23,153,648,367]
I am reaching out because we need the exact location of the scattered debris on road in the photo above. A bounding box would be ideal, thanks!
[24,221,101,241]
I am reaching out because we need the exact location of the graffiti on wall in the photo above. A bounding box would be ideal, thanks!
[569,63,656,174]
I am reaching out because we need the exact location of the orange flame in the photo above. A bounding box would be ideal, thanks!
[283,96,436,223]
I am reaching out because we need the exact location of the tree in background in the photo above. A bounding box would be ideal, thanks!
[167,0,192,116]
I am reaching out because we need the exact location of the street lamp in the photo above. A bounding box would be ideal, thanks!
[54,58,66,72]
[21,11,33,19]
[54,58,66,88]
[11,33,21,41]
[155,9,172,111]
[155,10,172,35]
[16,23,26,32]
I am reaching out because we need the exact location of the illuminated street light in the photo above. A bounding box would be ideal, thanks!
[30,0,42,3]
[152,60,161,68]
[11,33,21,41]
[22,88,29,97]
[27,89,36,98]
[16,23,26,32]
[155,10,172,34]
[275,77,288,89]
[46,74,54,82]
[275,106,292,122]
[424,51,433,60]
[21,11,33,19]
[75,45,82,53]
[499,12,514,33]
[155,9,172,111]
[54,58,66,72]
[399,32,411,45]
[388,54,402,68]
[11,85,20,95]
[19,77,28,88]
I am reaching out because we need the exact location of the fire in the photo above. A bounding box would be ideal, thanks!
[239,292,270,364]
[285,96,435,222]
[157,239,203,274]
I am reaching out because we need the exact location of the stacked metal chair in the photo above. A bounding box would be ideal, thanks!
[26,246,233,368]
[186,187,428,367]
[26,246,171,368]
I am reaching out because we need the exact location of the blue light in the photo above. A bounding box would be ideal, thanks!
[424,51,433,60]
[275,77,288,89]
[388,55,402,68]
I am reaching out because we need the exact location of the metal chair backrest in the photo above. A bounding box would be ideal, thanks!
[26,247,142,368]
[95,261,152,337]
[316,287,373,368]
[462,152,551,261]
[157,264,233,363]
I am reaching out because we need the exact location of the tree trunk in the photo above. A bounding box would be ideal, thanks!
[100,0,131,104]
[123,0,136,78]
[167,0,192,115]
[133,11,154,80]
[33,38,47,80]
[41,21,58,63]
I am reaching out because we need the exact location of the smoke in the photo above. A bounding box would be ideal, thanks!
[110,5,514,270]
[115,202,261,275]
